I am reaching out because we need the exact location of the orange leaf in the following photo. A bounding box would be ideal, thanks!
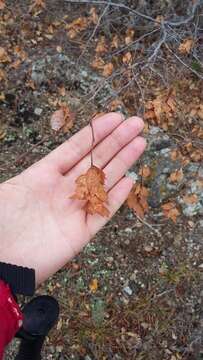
[71,166,109,217]
[91,57,105,70]
[170,149,179,161]
[0,47,11,63]
[169,169,183,183]
[144,110,155,120]
[111,35,119,49]
[178,39,193,54]
[139,165,151,178]
[0,0,5,10]
[183,194,198,205]
[162,202,180,223]
[29,0,46,11]
[89,7,98,24]
[89,278,98,293]
[95,36,107,54]
[122,52,132,64]
[125,28,135,45]
[102,62,114,77]
[66,16,89,38]
[127,183,149,218]
[50,105,74,133]
[0,69,6,82]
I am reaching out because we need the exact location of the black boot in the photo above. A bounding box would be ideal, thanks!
[15,296,59,360]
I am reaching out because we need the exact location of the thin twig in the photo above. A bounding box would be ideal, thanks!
[89,116,95,167]
[166,0,200,26]
[135,214,162,238]
[165,43,203,80]
[76,3,109,64]
[111,28,160,57]
[65,0,160,24]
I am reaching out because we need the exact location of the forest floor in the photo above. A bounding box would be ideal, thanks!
[1,1,203,359]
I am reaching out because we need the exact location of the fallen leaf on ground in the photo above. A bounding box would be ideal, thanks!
[0,128,6,140]
[0,47,11,63]
[183,194,198,205]
[125,28,135,45]
[95,36,107,54]
[122,52,132,64]
[170,149,180,161]
[102,62,114,77]
[127,183,149,218]
[145,89,176,128]
[89,7,98,24]
[0,69,6,82]
[89,278,98,293]
[162,202,180,223]
[50,105,74,132]
[169,169,183,183]
[178,39,193,54]
[66,16,89,39]
[29,0,46,11]
[108,98,123,111]
[71,166,109,217]
[0,0,5,10]
[139,165,151,178]
[91,57,105,70]
[111,34,119,49]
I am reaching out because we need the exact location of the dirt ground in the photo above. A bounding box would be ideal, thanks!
[1,1,203,359]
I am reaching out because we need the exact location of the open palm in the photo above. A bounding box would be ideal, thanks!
[0,113,145,285]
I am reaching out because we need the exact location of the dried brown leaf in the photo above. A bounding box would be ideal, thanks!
[95,36,107,54]
[71,166,109,217]
[89,278,98,293]
[122,52,132,64]
[162,202,180,223]
[0,47,11,63]
[102,62,114,77]
[0,0,5,10]
[183,194,198,205]
[50,105,74,133]
[169,169,183,183]
[127,183,149,218]
[178,39,193,54]
[139,165,151,178]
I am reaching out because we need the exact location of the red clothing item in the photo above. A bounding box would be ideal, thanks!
[0,280,23,360]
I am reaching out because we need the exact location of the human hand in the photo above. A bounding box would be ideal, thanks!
[0,113,146,285]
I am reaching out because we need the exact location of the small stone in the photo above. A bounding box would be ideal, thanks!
[56,345,63,353]
[124,239,130,245]
[141,322,149,329]
[34,107,43,116]
[124,227,132,233]
[198,263,203,269]
[84,356,92,360]
[123,286,133,296]
[144,245,153,252]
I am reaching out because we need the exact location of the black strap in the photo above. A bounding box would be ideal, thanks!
[0,262,35,296]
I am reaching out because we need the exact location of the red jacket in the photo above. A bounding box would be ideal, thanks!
[0,280,23,359]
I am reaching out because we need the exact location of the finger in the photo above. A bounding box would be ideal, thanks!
[104,136,146,190]
[87,176,133,236]
[45,112,124,173]
[66,116,144,181]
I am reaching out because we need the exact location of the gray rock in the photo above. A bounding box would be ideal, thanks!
[178,180,203,217]
[31,54,114,105]
[34,107,43,116]
[123,285,133,296]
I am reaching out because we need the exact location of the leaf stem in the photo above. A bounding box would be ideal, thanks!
[90,117,95,167]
